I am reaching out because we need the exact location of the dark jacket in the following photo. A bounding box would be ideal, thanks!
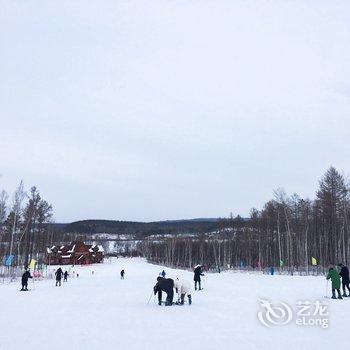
[64,271,68,278]
[22,271,32,283]
[55,268,64,280]
[154,277,174,295]
[339,266,350,283]
[120,270,125,276]
[194,266,203,282]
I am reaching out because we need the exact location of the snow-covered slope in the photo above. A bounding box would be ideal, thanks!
[0,258,346,350]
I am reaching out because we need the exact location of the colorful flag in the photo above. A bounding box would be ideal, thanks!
[29,258,37,270]
[4,255,15,267]
[311,257,317,266]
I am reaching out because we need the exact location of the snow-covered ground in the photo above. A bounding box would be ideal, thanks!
[0,258,347,350]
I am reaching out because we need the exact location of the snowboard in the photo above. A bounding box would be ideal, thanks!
[159,301,191,306]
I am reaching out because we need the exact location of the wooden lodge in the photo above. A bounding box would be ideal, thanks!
[46,241,104,265]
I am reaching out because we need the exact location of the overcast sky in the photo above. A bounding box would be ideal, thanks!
[1,1,350,222]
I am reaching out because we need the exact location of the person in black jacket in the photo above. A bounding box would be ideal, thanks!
[194,265,204,290]
[63,271,69,282]
[338,263,350,297]
[120,270,125,279]
[21,268,32,291]
[154,277,174,306]
[55,267,64,287]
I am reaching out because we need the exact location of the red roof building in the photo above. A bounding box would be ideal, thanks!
[46,242,104,265]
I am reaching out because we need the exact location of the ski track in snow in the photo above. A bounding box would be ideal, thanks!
[0,258,347,350]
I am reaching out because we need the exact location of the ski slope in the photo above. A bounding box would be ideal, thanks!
[0,258,347,350]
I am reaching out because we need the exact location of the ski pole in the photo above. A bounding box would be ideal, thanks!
[147,290,154,304]
[324,280,329,298]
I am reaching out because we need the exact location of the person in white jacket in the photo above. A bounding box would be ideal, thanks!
[174,278,192,305]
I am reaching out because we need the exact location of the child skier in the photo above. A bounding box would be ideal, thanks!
[327,267,342,299]
[120,269,125,279]
[338,263,350,297]
[174,278,192,305]
[63,271,69,282]
[194,265,204,290]
[21,268,33,291]
[154,276,174,306]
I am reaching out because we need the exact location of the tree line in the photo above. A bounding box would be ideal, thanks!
[139,167,350,273]
[0,182,54,267]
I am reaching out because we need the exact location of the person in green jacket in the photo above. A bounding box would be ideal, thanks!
[327,267,343,299]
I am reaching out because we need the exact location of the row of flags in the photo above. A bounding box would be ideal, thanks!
[239,257,319,268]
[279,257,317,267]
[3,256,37,270]
[6,256,319,269]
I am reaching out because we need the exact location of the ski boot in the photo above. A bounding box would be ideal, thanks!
[158,300,162,306]
[343,293,348,297]
[332,291,337,299]
[165,300,173,306]
[337,290,343,299]
[188,294,192,305]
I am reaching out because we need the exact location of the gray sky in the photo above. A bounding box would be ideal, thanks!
[1,1,350,222]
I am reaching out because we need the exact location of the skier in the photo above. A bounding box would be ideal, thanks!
[326,267,342,299]
[161,270,166,278]
[270,267,275,275]
[63,271,69,282]
[154,276,174,306]
[194,265,204,290]
[174,278,192,305]
[338,263,350,297]
[120,269,125,279]
[21,268,32,291]
[55,267,64,287]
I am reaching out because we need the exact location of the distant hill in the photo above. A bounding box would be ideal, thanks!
[52,218,233,237]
